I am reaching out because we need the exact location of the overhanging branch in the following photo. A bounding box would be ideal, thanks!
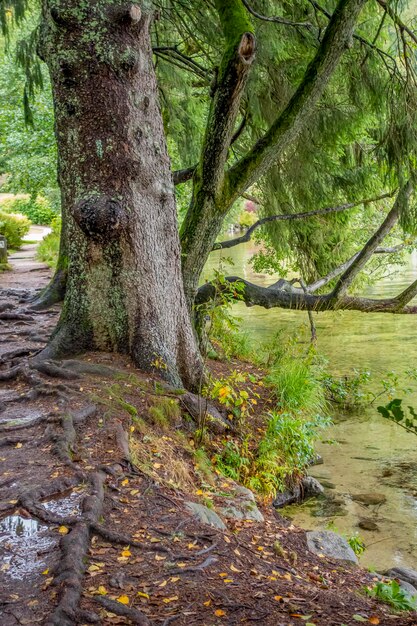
[331,181,413,299]
[196,275,417,315]
[212,191,395,250]
[241,0,313,29]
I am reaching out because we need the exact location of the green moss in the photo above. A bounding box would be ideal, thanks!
[214,0,253,45]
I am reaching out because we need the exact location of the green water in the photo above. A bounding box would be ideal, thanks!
[205,241,417,570]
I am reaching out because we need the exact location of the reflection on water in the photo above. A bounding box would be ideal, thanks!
[0,514,54,579]
[205,242,417,570]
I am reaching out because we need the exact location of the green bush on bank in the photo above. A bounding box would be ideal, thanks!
[0,196,57,225]
[0,210,31,249]
[37,215,61,267]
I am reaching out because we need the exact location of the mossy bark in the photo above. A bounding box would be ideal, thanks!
[38,0,202,388]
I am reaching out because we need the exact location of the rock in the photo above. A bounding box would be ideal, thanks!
[309,454,324,466]
[385,567,417,588]
[351,493,386,506]
[306,530,358,564]
[273,486,301,509]
[358,518,379,531]
[185,502,226,530]
[273,476,324,509]
[301,476,324,498]
[219,484,264,522]
[398,580,417,596]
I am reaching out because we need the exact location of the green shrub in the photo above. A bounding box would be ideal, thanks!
[37,215,61,267]
[0,210,31,249]
[366,580,417,611]
[238,210,257,228]
[0,195,57,225]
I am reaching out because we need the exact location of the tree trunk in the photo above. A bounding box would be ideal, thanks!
[38,1,202,388]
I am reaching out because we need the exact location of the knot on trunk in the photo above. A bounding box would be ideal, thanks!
[73,195,126,242]
[238,33,256,64]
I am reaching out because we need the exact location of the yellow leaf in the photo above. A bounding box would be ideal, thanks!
[58,526,69,535]
[15,442,23,449]
[97,586,107,595]
[121,478,129,486]
[8,499,18,505]
[176,563,186,568]
[153,463,162,469]
[196,489,204,496]
[163,596,178,604]
[170,577,180,583]
[130,489,139,496]
[42,569,49,575]
[137,591,149,599]
[121,549,131,558]
[117,595,130,605]
[224,536,231,544]
[214,609,226,617]
[155,554,166,561]
[283,573,292,581]
[88,565,100,572]
[219,573,228,578]
[274,595,283,602]
[203,599,211,606]
[230,564,241,573]
[369,618,380,625]
[223,579,233,583]
[159,580,168,588]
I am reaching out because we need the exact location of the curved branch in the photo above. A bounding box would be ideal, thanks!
[331,181,413,299]
[212,191,395,250]
[241,0,313,29]
[196,276,417,315]
[173,166,195,185]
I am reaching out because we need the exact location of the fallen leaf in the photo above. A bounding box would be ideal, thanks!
[42,569,49,575]
[230,564,241,573]
[274,596,283,602]
[214,609,226,617]
[170,577,180,583]
[117,595,130,605]
[369,619,380,625]
[121,548,131,558]
[97,586,107,595]
[223,579,233,583]
[203,599,211,606]
[353,616,368,623]
[155,554,166,561]
[137,591,149,599]
[121,479,129,486]
[15,442,23,449]
[162,596,178,604]
[58,526,69,535]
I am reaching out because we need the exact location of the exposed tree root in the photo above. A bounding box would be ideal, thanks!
[93,596,151,625]
[45,472,105,626]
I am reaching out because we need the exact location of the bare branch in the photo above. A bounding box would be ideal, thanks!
[331,181,413,299]
[212,191,395,250]
[173,166,195,185]
[196,276,417,315]
[241,0,313,29]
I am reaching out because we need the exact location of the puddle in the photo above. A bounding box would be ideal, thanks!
[42,490,82,517]
[0,515,55,579]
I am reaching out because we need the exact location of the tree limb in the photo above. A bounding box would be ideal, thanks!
[212,191,395,250]
[331,181,413,299]
[241,0,313,29]
[173,166,195,185]
[224,0,368,203]
[196,275,417,315]
[376,0,417,47]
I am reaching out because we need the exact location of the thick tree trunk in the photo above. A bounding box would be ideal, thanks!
[38,1,202,388]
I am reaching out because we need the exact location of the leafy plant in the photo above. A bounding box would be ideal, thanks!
[206,370,258,421]
[377,398,417,435]
[366,580,417,611]
[347,533,366,556]
[37,215,61,266]
[1,195,57,225]
[0,209,31,248]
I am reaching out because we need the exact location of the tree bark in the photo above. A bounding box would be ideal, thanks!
[38,1,202,388]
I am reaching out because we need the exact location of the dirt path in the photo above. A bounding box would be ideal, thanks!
[1,225,52,290]
[0,256,415,626]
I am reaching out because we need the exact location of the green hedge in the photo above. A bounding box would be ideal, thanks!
[0,196,57,225]
[0,210,31,249]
